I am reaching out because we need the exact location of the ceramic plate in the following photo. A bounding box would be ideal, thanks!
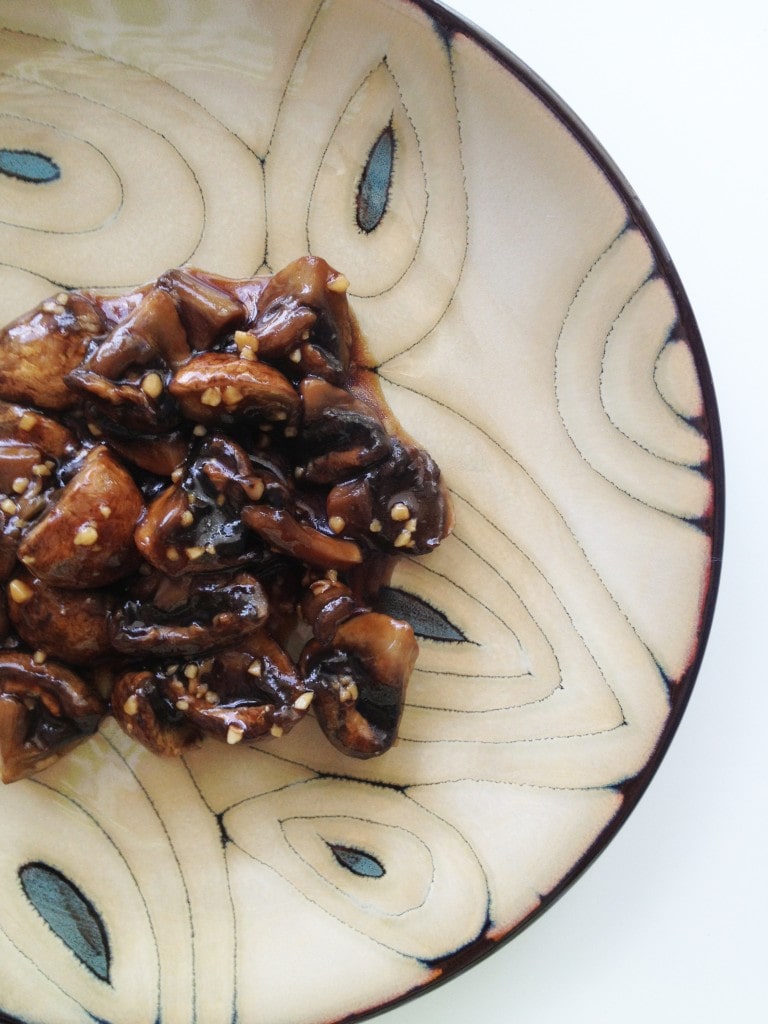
[0,2,723,1022]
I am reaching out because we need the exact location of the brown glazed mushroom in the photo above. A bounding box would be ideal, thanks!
[242,505,363,570]
[326,436,453,556]
[109,570,269,657]
[300,611,418,758]
[112,633,312,753]
[0,403,83,580]
[65,287,190,435]
[0,401,78,461]
[158,268,245,351]
[7,572,114,665]
[0,651,105,782]
[168,352,300,426]
[111,669,201,757]
[106,428,190,477]
[176,635,312,744]
[135,435,277,576]
[17,445,144,588]
[0,292,106,411]
[297,376,390,484]
[299,576,360,644]
[247,256,353,380]
[173,268,269,326]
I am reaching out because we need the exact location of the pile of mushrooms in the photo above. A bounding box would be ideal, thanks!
[0,257,452,783]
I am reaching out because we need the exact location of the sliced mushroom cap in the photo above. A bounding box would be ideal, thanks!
[0,401,78,460]
[82,285,150,328]
[297,376,390,484]
[65,288,189,434]
[0,405,78,548]
[300,577,360,643]
[109,570,269,658]
[106,428,189,477]
[177,635,312,743]
[0,651,106,782]
[326,437,453,556]
[300,611,418,758]
[0,406,82,569]
[7,572,114,665]
[135,436,274,576]
[80,286,190,375]
[169,352,300,426]
[0,442,43,497]
[17,445,144,588]
[111,669,201,757]
[0,292,106,410]
[251,256,353,380]
[177,268,269,325]
[158,268,245,351]
[242,504,363,570]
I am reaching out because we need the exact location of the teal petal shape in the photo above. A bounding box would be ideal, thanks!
[375,586,466,642]
[0,149,60,183]
[329,844,385,879]
[19,862,110,982]
[356,123,395,232]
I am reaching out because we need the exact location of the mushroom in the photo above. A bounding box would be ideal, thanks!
[111,668,201,757]
[0,402,83,579]
[111,634,312,754]
[65,287,189,434]
[106,428,190,477]
[0,401,78,460]
[0,651,106,783]
[242,504,363,570]
[109,570,269,658]
[7,572,114,665]
[248,256,353,381]
[300,611,418,758]
[157,268,245,351]
[0,442,45,500]
[0,292,106,410]
[297,376,390,484]
[17,445,144,588]
[82,285,150,328]
[176,635,312,744]
[134,435,275,576]
[299,576,360,644]
[174,267,269,326]
[168,352,300,427]
[326,436,453,555]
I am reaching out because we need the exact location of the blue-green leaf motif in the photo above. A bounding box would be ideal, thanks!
[375,586,466,642]
[356,124,395,232]
[329,844,385,879]
[19,862,110,982]
[0,149,61,184]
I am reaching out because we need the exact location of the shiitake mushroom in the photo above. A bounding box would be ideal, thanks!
[0,651,105,783]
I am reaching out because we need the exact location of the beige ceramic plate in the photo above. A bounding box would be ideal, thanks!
[0,2,722,1022]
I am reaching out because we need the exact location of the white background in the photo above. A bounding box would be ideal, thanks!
[383,1,766,1022]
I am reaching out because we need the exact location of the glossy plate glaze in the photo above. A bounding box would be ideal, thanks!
[0,2,722,1023]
